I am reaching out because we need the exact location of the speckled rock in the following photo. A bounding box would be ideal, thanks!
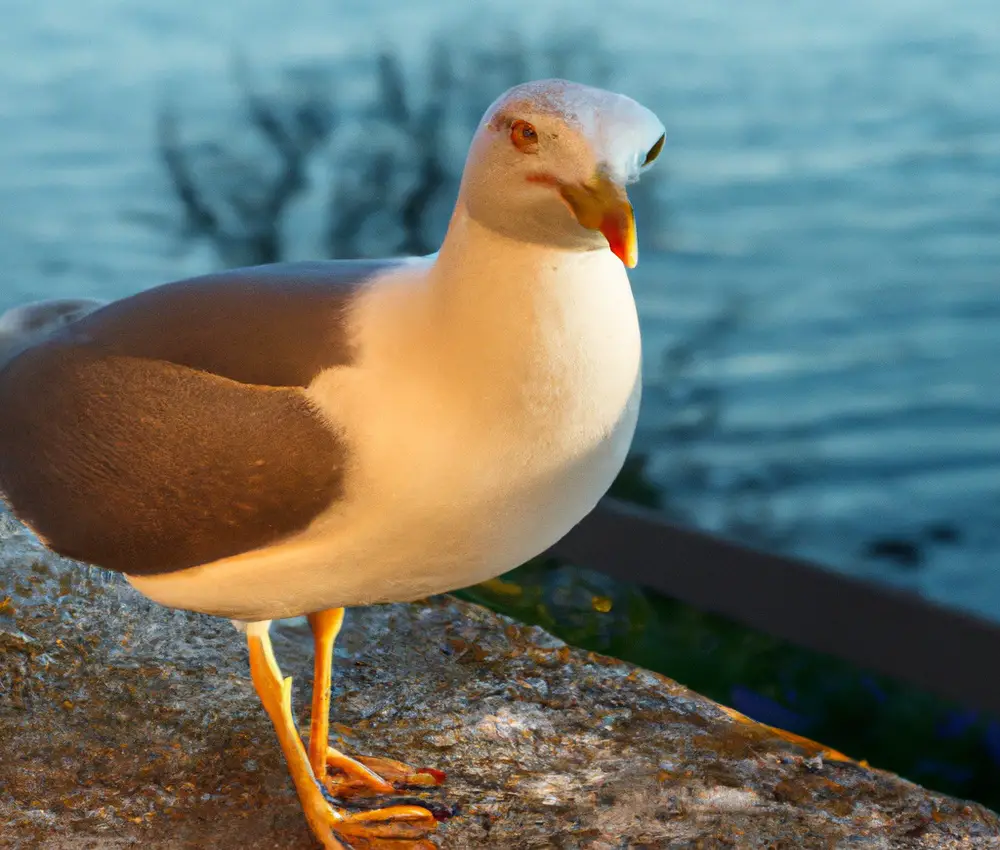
[1,519,998,849]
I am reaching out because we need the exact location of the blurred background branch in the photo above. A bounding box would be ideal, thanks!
[150,32,666,266]
[156,61,336,266]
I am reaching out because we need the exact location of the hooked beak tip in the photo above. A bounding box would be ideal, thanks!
[600,203,638,269]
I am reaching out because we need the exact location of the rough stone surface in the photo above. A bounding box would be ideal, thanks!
[1,519,999,849]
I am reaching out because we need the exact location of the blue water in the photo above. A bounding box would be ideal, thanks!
[1,1,997,619]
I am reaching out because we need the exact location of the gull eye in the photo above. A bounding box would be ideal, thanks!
[643,133,665,166]
[510,119,539,153]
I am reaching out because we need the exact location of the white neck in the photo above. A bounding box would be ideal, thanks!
[433,204,628,353]
[415,200,642,432]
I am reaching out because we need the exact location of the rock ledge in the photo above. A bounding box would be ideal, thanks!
[1,523,998,849]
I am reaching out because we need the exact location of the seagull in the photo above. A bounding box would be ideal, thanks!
[0,79,665,848]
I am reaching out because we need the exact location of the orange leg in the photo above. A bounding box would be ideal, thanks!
[246,623,437,849]
[307,608,446,799]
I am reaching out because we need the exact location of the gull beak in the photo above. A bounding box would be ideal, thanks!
[559,170,638,268]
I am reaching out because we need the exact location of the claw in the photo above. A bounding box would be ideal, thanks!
[353,756,447,788]
[334,805,439,839]
[323,751,446,799]
[324,747,396,795]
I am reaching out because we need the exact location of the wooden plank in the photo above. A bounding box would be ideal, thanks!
[549,498,1000,717]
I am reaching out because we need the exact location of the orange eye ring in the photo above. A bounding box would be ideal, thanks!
[510,119,539,153]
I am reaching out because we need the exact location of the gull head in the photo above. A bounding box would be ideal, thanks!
[459,78,665,268]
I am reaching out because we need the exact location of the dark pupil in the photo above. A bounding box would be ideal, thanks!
[521,125,536,139]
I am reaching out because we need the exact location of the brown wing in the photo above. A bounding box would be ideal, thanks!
[0,344,343,575]
[0,260,400,575]
[60,259,402,387]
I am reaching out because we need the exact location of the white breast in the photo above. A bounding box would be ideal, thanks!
[129,219,642,621]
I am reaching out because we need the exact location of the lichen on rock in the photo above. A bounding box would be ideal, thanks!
[1,518,998,848]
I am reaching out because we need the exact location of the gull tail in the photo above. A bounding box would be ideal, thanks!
[0,298,106,369]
